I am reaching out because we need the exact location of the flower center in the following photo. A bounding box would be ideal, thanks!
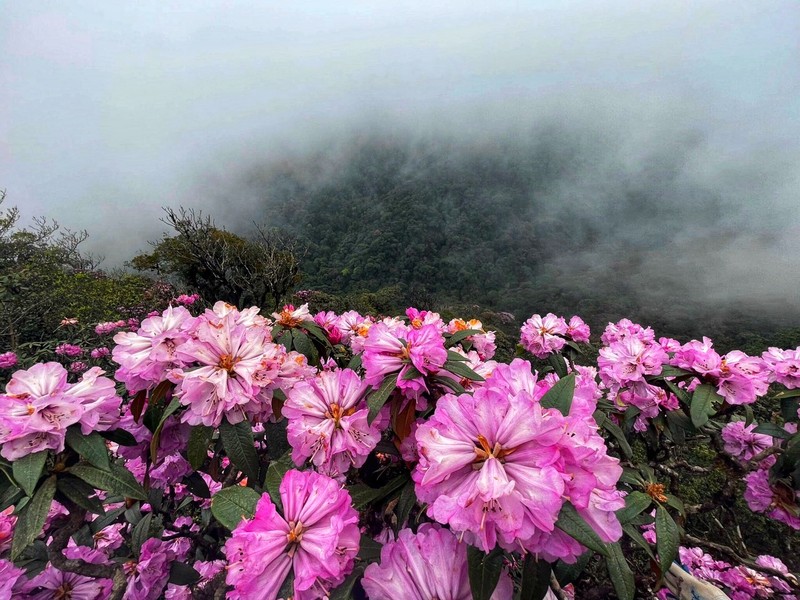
[645,482,668,503]
[218,354,238,372]
[473,434,516,465]
[286,520,305,557]
[55,584,74,599]
[325,403,356,428]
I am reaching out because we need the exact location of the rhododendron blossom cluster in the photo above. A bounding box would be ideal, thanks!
[0,300,798,600]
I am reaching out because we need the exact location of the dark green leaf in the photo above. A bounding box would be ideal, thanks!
[655,366,693,379]
[11,475,56,560]
[100,429,138,447]
[446,349,470,362]
[776,388,800,400]
[292,330,318,364]
[395,481,416,530]
[329,565,365,600]
[781,397,800,423]
[467,546,505,600]
[264,451,294,514]
[616,491,652,524]
[554,502,610,558]
[169,562,201,586]
[540,373,576,416]
[57,475,105,515]
[752,422,792,440]
[552,552,591,586]
[211,486,261,530]
[664,494,685,516]
[655,505,680,574]
[446,329,483,348]
[690,384,721,428]
[605,541,635,600]
[401,365,423,380]
[622,523,656,560]
[150,398,182,463]
[13,450,47,497]
[347,353,362,371]
[367,376,397,425]
[358,535,383,563]
[599,415,633,460]
[277,567,295,599]
[548,354,568,378]
[519,554,551,600]
[142,380,173,432]
[184,472,211,498]
[348,475,408,510]
[131,512,163,556]
[187,425,213,470]
[443,359,485,382]
[430,375,466,395]
[69,463,148,501]
[66,429,110,470]
[219,419,260,482]
[745,404,755,426]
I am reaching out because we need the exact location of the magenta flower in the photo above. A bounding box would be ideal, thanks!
[601,319,655,345]
[90,347,111,359]
[113,305,196,393]
[566,315,591,343]
[0,351,17,369]
[721,421,773,461]
[272,303,313,327]
[123,538,174,600]
[362,322,447,398]
[314,311,344,344]
[0,559,24,597]
[763,346,800,389]
[55,343,83,357]
[0,363,121,460]
[174,293,200,306]
[95,321,122,335]
[520,313,568,358]
[283,368,385,480]
[744,468,800,530]
[224,470,360,600]
[362,524,513,600]
[174,310,274,427]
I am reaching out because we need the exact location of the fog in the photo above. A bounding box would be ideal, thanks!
[1,2,798,313]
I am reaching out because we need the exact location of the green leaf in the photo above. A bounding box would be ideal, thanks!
[443,359,485,382]
[664,493,685,516]
[446,329,483,347]
[690,384,721,428]
[66,429,110,470]
[752,422,793,440]
[616,491,652,524]
[622,523,656,560]
[57,475,105,515]
[655,365,693,379]
[11,475,56,560]
[150,397,182,463]
[776,388,800,400]
[596,413,633,460]
[395,480,416,530]
[100,429,138,447]
[655,505,680,575]
[605,541,635,600]
[446,349,470,361]
[519,554,551,600]
[264,451,294,514]
[69,463,148,501]
[142,380,173,432]
[780,397,800,423]
[347,353,362,371]
[358,534,383,563]
[12,450,47,497]
[540,373,576,416]
[467,546,505,600]
[401,364,423,380]
[219,419,260,482]
[367,376,397,425]
[552,552,591,586]
[554,502,610,558]
[292,330,318,364]
[430,375,466,395]
[211,485,261,530]
[169,562,201,586]
[187,425,213,470]
[548,353,568,378]
[347,475,408,510]
[131,512,163,556]
[329,565,365,600]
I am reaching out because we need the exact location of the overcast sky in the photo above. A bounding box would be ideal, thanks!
[1,1,798,278]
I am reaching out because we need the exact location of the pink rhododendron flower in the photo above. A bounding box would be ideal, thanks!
[362,321,447,398]
[0,351,17,369]
[283,368,385,480]
[0,559,25,597]
[123,538,174,600]
[69,361,89,373]
[113,305,196,393]
[762,346,800,389]
[447,318,497,360]
[413,365,622,555]
[0,506,16,553]
[224,469,359,600]
[362,523,513,600]
[406,307,445,331]
[90,347,111,359]
[721,421,773,461]
[601,319,655,345]
[272,303,313,327]
[95,321,123,335]
[314,310,344,344]
[744,468,800,530]
[335,310,372,348]
[174,293,200,306]
[566,315,591,343]
[0,362,121,460]
[520,313,568,358]
[55,343,83,357]
[60,317,79,327]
